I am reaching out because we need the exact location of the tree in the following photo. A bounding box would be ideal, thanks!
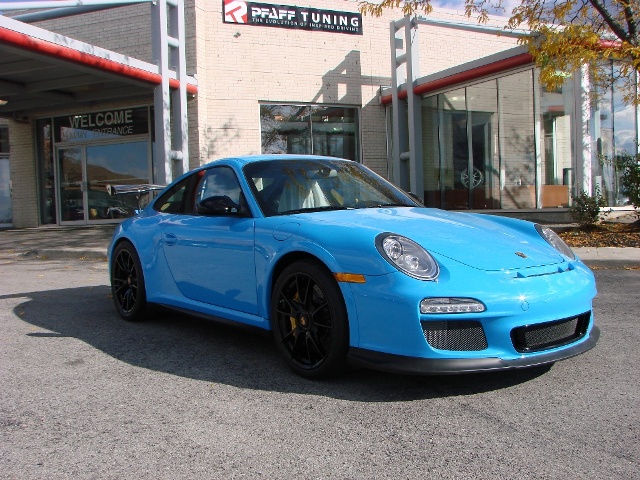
[359,0,640,103]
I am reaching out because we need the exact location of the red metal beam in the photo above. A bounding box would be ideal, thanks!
[0,26,197,94]
[381,52,532,104]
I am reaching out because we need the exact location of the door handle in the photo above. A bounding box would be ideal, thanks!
[163,232,177,246]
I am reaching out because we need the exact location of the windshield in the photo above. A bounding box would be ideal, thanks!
[244,159,418,217]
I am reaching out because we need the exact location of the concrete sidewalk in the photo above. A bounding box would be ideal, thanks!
[0,225,115,261]
[0,223,639,268]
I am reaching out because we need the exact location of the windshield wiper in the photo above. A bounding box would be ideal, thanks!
[356,202,413,209]
[281,206,353,215]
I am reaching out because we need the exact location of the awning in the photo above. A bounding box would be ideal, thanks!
[0,14,197,120]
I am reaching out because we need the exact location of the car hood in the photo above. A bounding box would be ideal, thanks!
[290,207,565,272]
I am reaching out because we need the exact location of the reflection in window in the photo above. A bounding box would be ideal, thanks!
[421,73,537,210]
[591,61,638,206]
[260,104,358,160]
[196,167,242,205]
[498,71,536,209]
[36,120,56,224]
[540,79,574,208]
[0,127,10,224]
[467,81,500,209]
[154,176,192,214]
[87,142,149,220]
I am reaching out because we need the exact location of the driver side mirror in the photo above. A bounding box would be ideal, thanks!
[196,195,248,216]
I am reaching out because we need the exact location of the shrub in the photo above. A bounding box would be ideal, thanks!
[570,188,607,227]
[619,155,640,216]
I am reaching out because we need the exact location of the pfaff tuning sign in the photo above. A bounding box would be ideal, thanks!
[223,1,363,35]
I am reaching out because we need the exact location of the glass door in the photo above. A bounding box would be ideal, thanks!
[56,141,150,223]
[57,146,85,223]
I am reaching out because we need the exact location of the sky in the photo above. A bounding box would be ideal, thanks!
[415,0,520,18]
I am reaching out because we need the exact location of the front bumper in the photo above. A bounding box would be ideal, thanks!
[348,325,600,375]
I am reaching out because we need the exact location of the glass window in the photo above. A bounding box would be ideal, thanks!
[421,69,543,210]
[439,89,470,209]
[195,166,243,206]
[86,142,149,220]
[0,126,11,224]
[591,61,638,206]
[260,104,359,160]
[154,173,200,214]
[0,126,8,154]
[421,81,500,210]
[421,96,440,206]
[540,79,574,208]
[0,157,10,225]
[467,81,500,209]
[54,107,149,143]
[498,71,536,209]
[245,158,415,217]
[36,120,56,224]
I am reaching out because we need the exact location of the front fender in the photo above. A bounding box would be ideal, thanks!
[255,232,363,346]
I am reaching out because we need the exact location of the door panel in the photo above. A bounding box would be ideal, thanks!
[161,216,258,315]
[160,166,258,315]
[86,142,148,220]
[57,147,85,222]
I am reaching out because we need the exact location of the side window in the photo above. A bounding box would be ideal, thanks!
[195,166,243,206]
[153,174,199,214]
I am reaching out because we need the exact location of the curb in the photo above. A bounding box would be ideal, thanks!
[574,247,640,269]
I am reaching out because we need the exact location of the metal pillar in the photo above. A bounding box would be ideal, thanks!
[390,17,409,189]
[389,16,423,196]
[152,0,189,185]
[577,65,592,196]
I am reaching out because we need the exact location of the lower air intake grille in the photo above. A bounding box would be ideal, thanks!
[511,312,591,353]
[421,320,488,351]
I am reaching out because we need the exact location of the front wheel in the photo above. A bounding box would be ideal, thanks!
[110,241,148,321]
[271,260,349,379]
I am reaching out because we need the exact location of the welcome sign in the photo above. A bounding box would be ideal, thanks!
[54,107,149,142]
[223,0,363,35]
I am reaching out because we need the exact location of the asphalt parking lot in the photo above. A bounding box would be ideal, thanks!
[0,254,638,479]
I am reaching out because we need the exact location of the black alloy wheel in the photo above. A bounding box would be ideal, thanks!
[271,260,349,379]
[111,241,148,321]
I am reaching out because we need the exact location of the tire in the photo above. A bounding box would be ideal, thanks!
[271,260,349,379]
[110,241,148,321]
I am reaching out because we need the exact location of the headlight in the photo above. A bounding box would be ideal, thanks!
[535,224,575,260]
[376,233,439,280]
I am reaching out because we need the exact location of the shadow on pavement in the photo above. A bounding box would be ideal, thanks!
[6,285,551,402]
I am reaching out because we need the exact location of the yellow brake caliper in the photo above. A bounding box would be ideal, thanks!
[289,290,300,336]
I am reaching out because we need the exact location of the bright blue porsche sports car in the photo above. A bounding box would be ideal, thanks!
[108,155,599,378]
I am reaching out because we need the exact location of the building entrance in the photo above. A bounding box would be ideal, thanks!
[56,140,149,224]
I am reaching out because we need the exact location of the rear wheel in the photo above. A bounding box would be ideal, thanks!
[111,241,148,321]
[271,260,349,379]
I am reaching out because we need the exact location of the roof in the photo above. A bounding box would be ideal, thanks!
[0,15,197,119]
[380,46,532,104]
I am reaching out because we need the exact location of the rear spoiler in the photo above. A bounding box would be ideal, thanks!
[106,184,166,212]
[106,184,166,197]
